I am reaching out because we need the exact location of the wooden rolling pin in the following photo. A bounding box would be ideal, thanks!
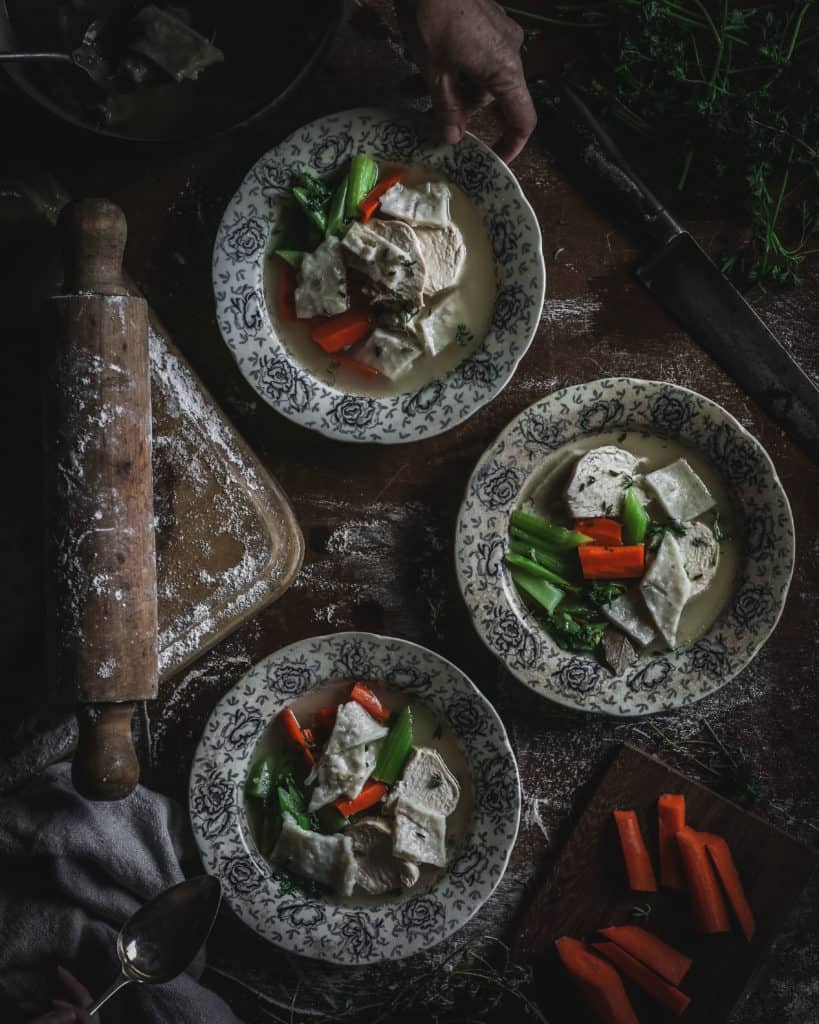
[45,198,157,801]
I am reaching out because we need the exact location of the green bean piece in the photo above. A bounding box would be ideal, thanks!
[292,185,328,233]
[509,510,592,550]
[277,780,312,831]
[245,758,274,799]
[345,154,379,218]
[508,532,576,575]
[373,705,413,785]
[259,808,282,857]
[504,552,579,591]
[622,488,649,545]
[325,175,349,237]
[274,249,306,268]
[510,568,564,614]
[316,805,349,834]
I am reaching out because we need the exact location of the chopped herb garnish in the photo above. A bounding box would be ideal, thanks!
[455,323,475,347]
[552,246,565,260]
[428,772,443,790]
[646,519,686,551]
[400,257,416,268]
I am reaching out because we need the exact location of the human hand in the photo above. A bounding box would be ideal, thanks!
[396,0,537,161]
[28,966,96,1024]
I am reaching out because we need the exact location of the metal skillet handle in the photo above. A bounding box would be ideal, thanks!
[529,75,683,249]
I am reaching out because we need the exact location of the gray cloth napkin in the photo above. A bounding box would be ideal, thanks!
[0,746,241,1024]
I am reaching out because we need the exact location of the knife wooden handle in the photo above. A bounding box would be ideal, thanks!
[529,76,682,248]
[45,198,158,802]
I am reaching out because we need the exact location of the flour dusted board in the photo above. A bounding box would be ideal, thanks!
[6,175,303,683]
[148,311,303,679]
[511,745,815,1023]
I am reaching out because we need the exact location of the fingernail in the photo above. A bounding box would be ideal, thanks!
[443,124,462,145]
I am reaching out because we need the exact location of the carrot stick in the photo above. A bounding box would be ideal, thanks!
[555,936,639,1024]
[614,810,658,892]
[349,682,391,721]
[574,518,623,545]
[701,832,756,941]
[311,309,373,353]
[579,545,645,579]
[658,794,687,889]
[333,352,379,379]
[280,708,315,765]
[278,262,297,321]
[676,827,731,934]
[359,170,404,223]
[598,926,692,987]
[591,942,692,1017]
[335,780,388,817]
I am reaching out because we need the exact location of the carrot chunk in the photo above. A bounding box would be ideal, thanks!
[279,707,315,766]
[676,827,731,934]
[332,352,379,379]
[658,793,687,889]
[614,810,658,892]
[592,942,692,1017]
[349,682,391,722]
[598,926,692,987]
[311,309,373,353]
[701,832,756,941]
[574,517,623,545]
[335,780,388,817]
[579,545,645,579]
[277,262,297,321]
[359,170,404,223]
[555,936,639,1024]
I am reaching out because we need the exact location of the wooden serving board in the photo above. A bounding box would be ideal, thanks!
[511,744,816,1024]
[2,173,303,685]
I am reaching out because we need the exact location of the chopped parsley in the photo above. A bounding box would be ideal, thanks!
[646,519,686,551]
[455,323,475,347]
[428,772,443,790]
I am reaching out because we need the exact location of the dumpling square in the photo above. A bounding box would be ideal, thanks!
[644,458,716,522]
[640,533,692,648]
[392,796,447,867]
[355,329,422,381]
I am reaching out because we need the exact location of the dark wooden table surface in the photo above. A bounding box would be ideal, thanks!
[3,3,818,1021]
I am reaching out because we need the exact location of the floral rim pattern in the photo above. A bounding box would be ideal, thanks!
[212,107,545,443]
[189,632,520,962]
[455,378,795,716]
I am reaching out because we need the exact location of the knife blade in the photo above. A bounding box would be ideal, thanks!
[530,75,819,465]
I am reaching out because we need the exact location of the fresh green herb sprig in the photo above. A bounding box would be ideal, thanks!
[506,1,819,288]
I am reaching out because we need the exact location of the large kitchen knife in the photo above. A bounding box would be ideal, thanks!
[530,75,819,465]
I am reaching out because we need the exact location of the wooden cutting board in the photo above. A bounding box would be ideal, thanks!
[2,172,303,685]
[511,744,816,1024]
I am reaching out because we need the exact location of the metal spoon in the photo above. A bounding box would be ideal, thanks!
[87,875,222,1016]
[0,46,117,90]
[0,0,146,92]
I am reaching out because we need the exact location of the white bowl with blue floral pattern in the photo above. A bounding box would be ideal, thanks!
[455,378,795,716]
[212,107,545,443]
[189,632,520,962]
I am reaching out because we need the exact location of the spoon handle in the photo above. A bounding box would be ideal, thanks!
[87,974,133,1016]
[0,51,74,64]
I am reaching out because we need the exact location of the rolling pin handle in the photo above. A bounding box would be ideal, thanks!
[59,198,127,296]
[73,702,140,801]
